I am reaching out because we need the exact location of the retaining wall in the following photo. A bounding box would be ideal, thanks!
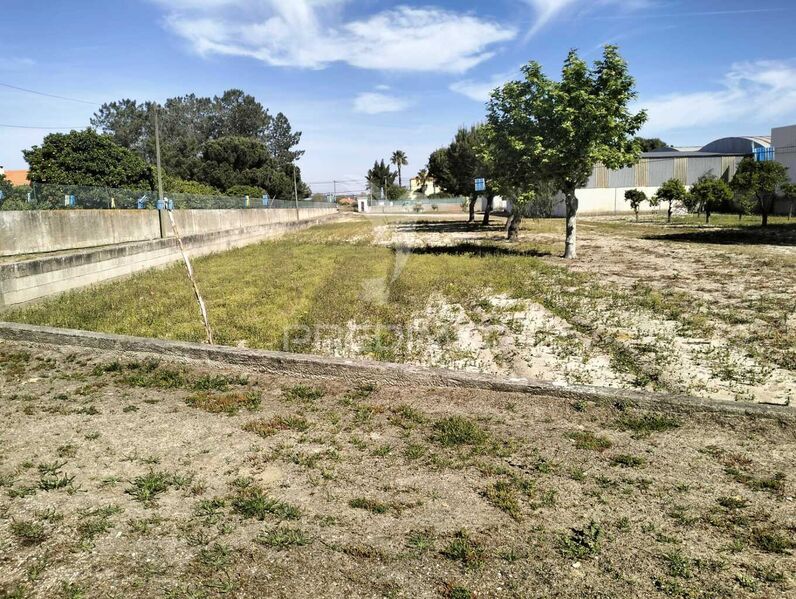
[0,208,337,308]
[0,210,161,257]
[0,321,790,419]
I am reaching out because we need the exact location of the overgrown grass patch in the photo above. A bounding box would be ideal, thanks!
[187,390,261,414]
[431,416,489,447]
[242,415,310,438]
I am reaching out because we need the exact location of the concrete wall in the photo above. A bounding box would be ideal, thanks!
[0,210,161,257]
[0,208,337,309]
[0,208,334,258]
[773,124,796,183]
[549,186,665,217]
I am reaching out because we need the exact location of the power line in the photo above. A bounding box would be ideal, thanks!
[0,82,98,106]
[0,123,86,130]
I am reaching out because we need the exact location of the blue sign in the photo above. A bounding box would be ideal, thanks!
[262,194,270,207]
[474,178,486,192]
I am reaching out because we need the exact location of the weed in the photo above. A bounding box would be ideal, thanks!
[559,521,604,558]
[122,404,139,413]
[243,415,310,438]
[56,445,77,458]
[432,416,488,446]
[567,431,612,451]
[717,496,748,510]
[615,413,680,437]
[231,485,300,520]
[750,527,795,554]
[126,471,174,504]
[10,520,47,545]
[406,529,434,554]
[610,454,646,468]
[662,549,692,579]
[186,391,261,415]
[349,497,390,514]
[256,526,310,549]
[283,385,324,402]
[441,530,484,568]
[404,443,427,460]
[482,480,521,521]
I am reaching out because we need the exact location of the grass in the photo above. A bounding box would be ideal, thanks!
[442,530,484,568]
[431,416,489,447]
[615,413,681,437]
[186,390,261,414]
[126,471,174,505]
[256,526,310,549]
[4,216,793,402]
[559,521,604,559]
[242,415,311,438]
[10,520,47,545]
[231,485,301,521]
[567,431,613,451]
[482,480,522,520]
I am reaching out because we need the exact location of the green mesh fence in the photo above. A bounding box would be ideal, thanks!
[16,183,333,211]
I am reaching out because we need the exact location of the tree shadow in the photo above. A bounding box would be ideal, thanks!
[645,223,796,246]
[392,220,506,234]
[399,242,552,258]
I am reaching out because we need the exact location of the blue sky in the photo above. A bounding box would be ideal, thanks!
[2,0,796,194]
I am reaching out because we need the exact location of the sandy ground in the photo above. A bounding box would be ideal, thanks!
[360,216,795,406]
[1,339,794,598]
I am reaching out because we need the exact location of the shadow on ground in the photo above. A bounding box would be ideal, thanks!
[645,223,796,246]
[397,242,552,258]
[392,220,506,234]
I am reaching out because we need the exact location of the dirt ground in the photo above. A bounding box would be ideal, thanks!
[1,339,794,598]
[368,215,795,406]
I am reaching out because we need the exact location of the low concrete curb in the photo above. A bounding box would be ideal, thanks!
[0,321,792,420]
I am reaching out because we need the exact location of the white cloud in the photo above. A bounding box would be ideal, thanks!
[642,60,796,133]
[153,1,516,74]
[521,0,651,38]
[450,71,517,102]
[353,92,409,115]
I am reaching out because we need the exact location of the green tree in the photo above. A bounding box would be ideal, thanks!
[624,189,647,221]
[427,125,494,223]
[780,182,796,220]
[634,137,668,152]
[685,175,733,224]
[267,112,304,167]
[366,159,400,200]
[391,150,408,188]
[730,158,789,226]
[485,46,646,257]
[198,136,297,200]
[0,174,13,201]
[415,168,430,196]
[654,178,687,223]
[23,129,154,189]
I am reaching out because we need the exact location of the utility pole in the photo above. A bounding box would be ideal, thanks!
[154,106,164,204]
[293,163,300,220]
[333,180,337,202]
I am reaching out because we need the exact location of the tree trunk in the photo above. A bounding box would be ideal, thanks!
[482,194,494,226]
[563,191,578,259]
[760,195,768,227]
[397,166,402,188]
[667,201,672,223]
[507,212,522,241]
[634,208,639,222]
[705,211,710,224]
[468,193,477,223]
[789,200,793,221]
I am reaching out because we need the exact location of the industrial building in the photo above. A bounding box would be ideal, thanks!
[543,134,776,217]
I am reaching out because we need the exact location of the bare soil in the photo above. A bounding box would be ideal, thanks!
[1,339,794,598]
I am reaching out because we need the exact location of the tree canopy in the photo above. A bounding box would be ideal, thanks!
[635,137,668,152]
[484,45,646,256]
[391,150,408,188]
[730,158,789,226]
[685,175,733,223]
[366,160,403,201]
[624,188,647,221]
[23,129,154,189]
[654,178,687,223]
[90,89,308,195]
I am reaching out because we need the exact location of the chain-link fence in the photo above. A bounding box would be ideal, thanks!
[363,197,469,214]
[3,183,334,211]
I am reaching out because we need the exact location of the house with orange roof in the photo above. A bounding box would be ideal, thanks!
[0,167,30,186]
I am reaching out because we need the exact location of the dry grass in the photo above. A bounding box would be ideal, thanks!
[0,340,794,598]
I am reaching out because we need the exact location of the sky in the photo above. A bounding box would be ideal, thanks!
[1,0,796,194]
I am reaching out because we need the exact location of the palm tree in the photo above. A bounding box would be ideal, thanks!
[415,168,429,196]
[391,150,408,188]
